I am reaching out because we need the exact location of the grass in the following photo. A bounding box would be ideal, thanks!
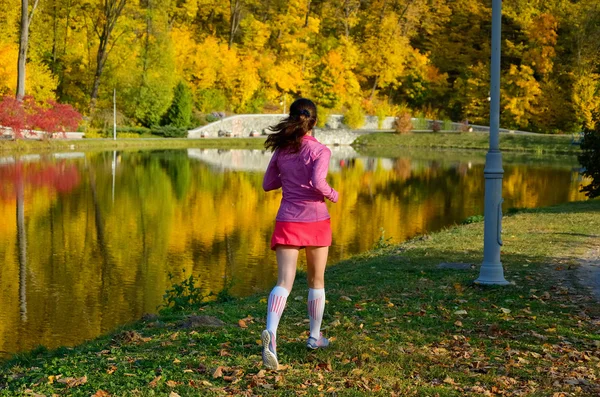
[1,200,600,396]
[354,132,580,155]
[0,137,267,155]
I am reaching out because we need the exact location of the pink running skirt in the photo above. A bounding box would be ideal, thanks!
[270,219,332,250]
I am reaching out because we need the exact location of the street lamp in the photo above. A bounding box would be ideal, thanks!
[475,0,509,285]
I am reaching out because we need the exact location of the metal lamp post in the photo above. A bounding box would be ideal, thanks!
[475,0,509,285]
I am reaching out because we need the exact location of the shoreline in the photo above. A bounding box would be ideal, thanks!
[0,137,268,155]
[1,200,599,395]
[0,131,582,156]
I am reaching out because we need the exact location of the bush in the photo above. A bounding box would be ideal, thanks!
[316,107,332,128]
[151,125,187,138]
[394,112,413,134]
[162,81,192,128]
[579,126,600,198]
[442,119,453,131]
[0,96,82,139]
[205,114,219,123]
[101,126,151,136]
[343,102,365,129]
[413,116,428,130]
[374,101,392,130]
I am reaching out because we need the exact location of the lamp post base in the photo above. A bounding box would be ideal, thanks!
[475,261,510,285]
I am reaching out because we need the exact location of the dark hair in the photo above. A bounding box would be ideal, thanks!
[265,98,317,153]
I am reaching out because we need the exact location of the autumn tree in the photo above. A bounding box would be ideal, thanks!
[88,0,128,113]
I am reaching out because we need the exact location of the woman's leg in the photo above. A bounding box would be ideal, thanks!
[266,245,298,336]
[305,246,329,346]
[263,245,299,369]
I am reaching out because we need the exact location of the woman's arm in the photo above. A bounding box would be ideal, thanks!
[263,151,282,191]
[311,148,339,203]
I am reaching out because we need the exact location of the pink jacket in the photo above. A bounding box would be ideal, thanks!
[263,135,339,222]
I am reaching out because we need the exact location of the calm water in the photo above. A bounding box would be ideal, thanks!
[0,147,586,357]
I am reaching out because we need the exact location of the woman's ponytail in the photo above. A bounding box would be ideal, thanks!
[265,98,317,153]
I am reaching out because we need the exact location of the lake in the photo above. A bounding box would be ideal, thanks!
[0,147,586,357]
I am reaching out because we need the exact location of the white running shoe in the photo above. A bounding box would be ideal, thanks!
[261,329,279,370]
[306,334,329,350]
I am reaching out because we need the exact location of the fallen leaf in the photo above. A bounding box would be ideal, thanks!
[57,376,87,388]
[340,296,352,302]
[443,376,456,385]
[173,358,181,364]
[213,366,225,378]
[149,375,162,388]
[106,365,117,374]
[500,308,511,314]
[454,310,468,315]
[169,392,181,397]
[454,321,463,327]
[166,380,178,387]
[92,391,110,397]
[238,319,248,328]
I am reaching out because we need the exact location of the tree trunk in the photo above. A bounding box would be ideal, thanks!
[16,0,29,101]
[89,0,127,113]
[16,0,39,101]
[304,0,312,28]
[229,0,242,49]
[370,76,379,100]
[16,162,27,321]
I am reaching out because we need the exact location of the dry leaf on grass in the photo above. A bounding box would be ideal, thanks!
[148,375,161,388]
[57,376,87,388]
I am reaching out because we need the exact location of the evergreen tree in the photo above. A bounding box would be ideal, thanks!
[162,81,192,128]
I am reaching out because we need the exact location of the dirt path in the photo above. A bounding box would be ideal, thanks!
[576,245,600,302]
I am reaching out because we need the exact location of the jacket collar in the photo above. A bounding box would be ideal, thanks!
[302,134,318,143]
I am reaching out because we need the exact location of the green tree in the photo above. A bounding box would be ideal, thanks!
[579,125,600,198]
[163,81,193,128]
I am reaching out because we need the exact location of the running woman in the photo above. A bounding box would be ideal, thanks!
[261,98,339,370]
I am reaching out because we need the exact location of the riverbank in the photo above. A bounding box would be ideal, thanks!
[2,200,599,396]
[354,132,580,155]
[0,137,267,155]
[1,131,581,157]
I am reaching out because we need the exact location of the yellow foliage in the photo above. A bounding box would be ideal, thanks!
[0,42,17,96]
[502,64,542,128]
[0,42,57,101]
[572,72,600,130]
[241,15,271,51]
[361,13,411,90]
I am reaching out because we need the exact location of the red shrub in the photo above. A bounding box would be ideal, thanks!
[0,96,82,139]
[0,96,27,138]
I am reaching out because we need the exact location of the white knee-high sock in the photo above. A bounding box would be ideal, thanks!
[307,288,325,339]
[266,286,289,338]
